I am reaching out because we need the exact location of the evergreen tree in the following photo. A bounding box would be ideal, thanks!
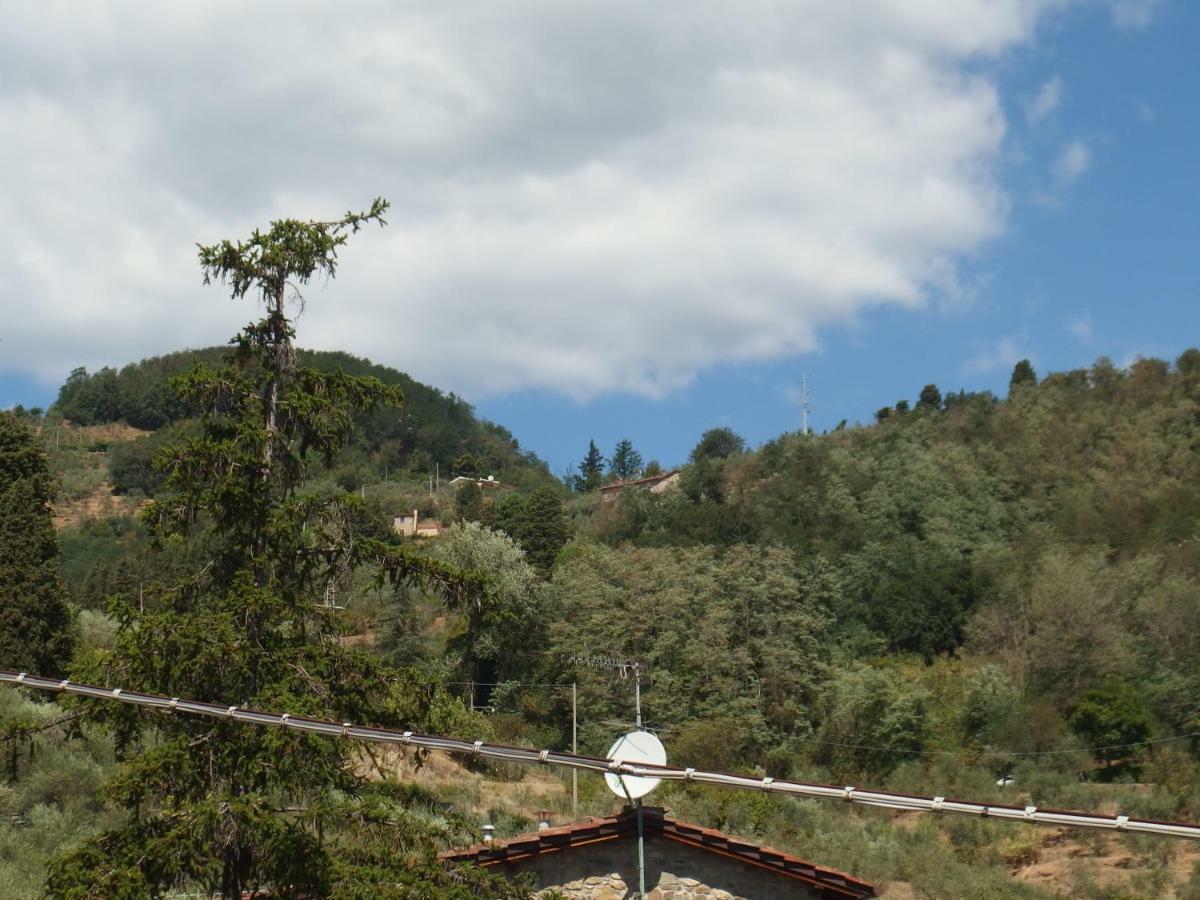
[574,439,605,492]
[0,413,74,675]
[514,485,570,577]
[608,438,643,481]
[47,202,519,898]
[917,383,942,411]
[1009,358,1037,394]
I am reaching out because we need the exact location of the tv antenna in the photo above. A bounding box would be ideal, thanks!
[569,654,645,729]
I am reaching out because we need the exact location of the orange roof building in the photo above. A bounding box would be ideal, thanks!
[441,806,877,899]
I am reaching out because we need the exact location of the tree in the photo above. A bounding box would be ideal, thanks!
[689,427,745,463]
[1068,680,1151,769]
[48,201,516,898]
[1009,358,1037,394]
[455,481,485,523]
[514,485,570,577]
[428,522,543,687]
[608,438,643,481]
[0,413,74,675]
[574,439,605,492]
[917,383,942,411]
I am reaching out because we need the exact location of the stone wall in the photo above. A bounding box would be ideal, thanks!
[510,834,824,900]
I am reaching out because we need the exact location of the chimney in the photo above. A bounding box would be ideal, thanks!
[537,811,551,831]
[482,823,495,845]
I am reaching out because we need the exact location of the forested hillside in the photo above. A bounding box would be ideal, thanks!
[8,317,1200,896]
[53,347,554,492]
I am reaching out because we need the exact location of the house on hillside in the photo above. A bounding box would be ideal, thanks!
[441,806,877,899]
[393,510,444,538]
[448,474,509,490]
[598,470,681,502]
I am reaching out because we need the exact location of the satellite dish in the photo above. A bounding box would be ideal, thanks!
[604,731,666,800]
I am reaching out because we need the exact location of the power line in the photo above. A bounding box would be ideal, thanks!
[3,669,1199,842]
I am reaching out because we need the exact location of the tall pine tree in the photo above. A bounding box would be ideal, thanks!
[0,413,74,676]
[573,439,605,492]
[608,438,643,481]
[46,202,523,899]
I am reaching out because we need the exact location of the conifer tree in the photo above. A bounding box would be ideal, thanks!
[1009,359,1037,394]
[574,439,605,492]
[46,202,522,899]
[608,438,643,481]
[0,413,74,676]
[514,485,570,577]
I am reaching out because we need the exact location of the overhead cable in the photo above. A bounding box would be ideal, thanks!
[3,668,1198,842]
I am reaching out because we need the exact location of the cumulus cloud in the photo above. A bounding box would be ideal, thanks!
[1025,75,1063,125]
[2,1,1071,400]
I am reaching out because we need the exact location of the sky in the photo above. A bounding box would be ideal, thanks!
[1,0,1197,476]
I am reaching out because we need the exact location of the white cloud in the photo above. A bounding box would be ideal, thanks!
[1054,139,1092,183]
[1110,0,1165,30]
[961,332,1033,375]
[1025,75,1063,125]
[1,1,1075,400]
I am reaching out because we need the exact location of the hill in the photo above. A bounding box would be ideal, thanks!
[51,347,555,491]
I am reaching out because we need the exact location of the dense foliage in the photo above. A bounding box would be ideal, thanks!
[0,413,75,675]
[54,350,554,492]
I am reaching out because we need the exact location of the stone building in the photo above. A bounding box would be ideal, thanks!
[597,470,681,502]
[440,806,876,899]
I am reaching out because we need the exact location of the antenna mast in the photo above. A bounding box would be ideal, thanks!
[571,654,644,729]
[800,374,811,435]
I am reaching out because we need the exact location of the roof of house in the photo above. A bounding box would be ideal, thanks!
[439,806,877,898]
[598,469,680,493]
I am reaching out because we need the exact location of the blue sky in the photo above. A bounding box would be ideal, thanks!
[2,2,1196,476]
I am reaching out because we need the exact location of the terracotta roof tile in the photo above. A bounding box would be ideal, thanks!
[440,806,876,898]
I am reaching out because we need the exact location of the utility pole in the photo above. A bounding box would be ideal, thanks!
[571,681,578,815]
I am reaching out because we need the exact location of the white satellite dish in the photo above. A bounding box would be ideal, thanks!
[604,730,666,800]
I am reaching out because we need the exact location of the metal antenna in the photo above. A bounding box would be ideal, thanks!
[799,373,811,435]
[570,654,644,730]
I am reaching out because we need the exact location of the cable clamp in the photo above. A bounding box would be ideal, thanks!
[280,713,289,725]
[402,731,413,745]
[539,749,550,764]
[1024,806,1038,819]
[1115,815,1129,831]
[169,698,179,710]
[226,706,238,718]
[342,722,352,737]
[608,758,623,773]
[59,679,70,690]
[112,688,122,698]
[981,806,990,818]
[473,740,484,756]
[16,673,26,683]
[932,796,945,812]
[762,777,774,791]
[684,767,695,782]
[843,786,855,801]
